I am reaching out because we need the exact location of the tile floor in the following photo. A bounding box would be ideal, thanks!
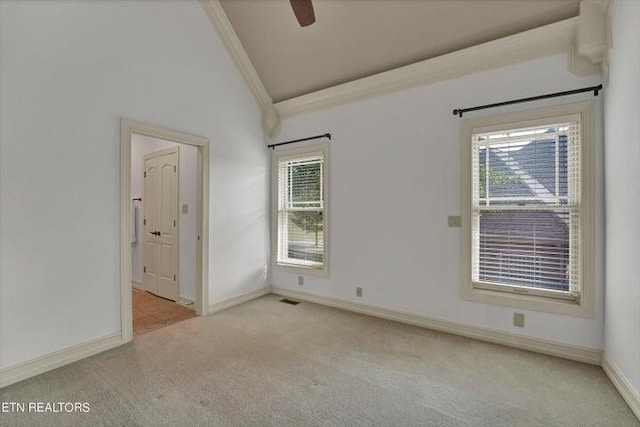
[132,288,196,336]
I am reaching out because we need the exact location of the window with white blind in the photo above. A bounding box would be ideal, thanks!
[461,103,594,317]
[272,144,328,275]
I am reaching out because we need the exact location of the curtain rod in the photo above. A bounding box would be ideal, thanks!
[268,133,331,150]
[452,84,603,118]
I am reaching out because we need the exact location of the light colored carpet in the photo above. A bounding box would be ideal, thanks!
[0,294,637,426]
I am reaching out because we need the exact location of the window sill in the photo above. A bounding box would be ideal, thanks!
[273,262,329,278]
[462,284,594,318]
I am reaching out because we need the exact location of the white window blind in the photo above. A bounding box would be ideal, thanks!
[471,118,581,301]
[277,152,325,268]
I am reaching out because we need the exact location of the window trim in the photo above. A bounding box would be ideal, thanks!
[271,142,329,277]
[461,102,595,318]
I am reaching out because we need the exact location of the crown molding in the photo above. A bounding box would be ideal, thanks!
[577,0,608,64]
[199,0,282,136]
[199,0,271,109]
[201,1,605,129]
[601,0,614,76]
[274,17,582,118]
[568,40,602,76]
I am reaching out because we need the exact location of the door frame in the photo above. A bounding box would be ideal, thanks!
[120,118,210,343]
[142,146,180,302]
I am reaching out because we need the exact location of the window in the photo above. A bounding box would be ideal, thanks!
[461,103,594,317]
[272,144,328,275]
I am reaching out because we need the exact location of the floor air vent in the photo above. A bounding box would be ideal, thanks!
[280,298,301,305]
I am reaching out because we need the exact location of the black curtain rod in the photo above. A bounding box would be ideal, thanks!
[452,84,603,118]
[268,133,331,150]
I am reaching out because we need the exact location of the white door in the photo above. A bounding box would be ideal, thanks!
[142,147,179,301]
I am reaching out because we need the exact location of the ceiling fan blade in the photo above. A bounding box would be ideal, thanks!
[290,0,316,27]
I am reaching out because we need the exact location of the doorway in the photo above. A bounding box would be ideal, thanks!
[120,119,210,343]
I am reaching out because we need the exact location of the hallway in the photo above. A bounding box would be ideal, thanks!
[132,288,195,337]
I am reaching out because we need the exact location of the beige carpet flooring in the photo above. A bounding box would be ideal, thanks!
[0,294,637,427]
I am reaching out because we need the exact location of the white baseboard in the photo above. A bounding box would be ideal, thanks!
[271,286,602,365]
[0,332,123,389]
[0,287,271,389]
[602,354,640,420]
[178,294,196,308]
[133,283,195,310]
[6,285,630,420]
[208,287,271,315]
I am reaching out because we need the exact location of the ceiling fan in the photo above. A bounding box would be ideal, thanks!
[290,0,316,27]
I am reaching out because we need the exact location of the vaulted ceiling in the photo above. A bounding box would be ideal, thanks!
[219,0,580,103]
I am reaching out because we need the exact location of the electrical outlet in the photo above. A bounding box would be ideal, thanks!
[182,204,188,214]
[356,287,362,297]
[513,312,525,328]
[298,276,304,286]
[448,216,461,228]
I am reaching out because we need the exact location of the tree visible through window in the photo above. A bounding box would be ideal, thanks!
[276,150,326,269]
[471,120,581,299]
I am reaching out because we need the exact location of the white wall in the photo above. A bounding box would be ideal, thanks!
[131,134,198,303]
[604,0,640,396]
[272,53,605,349]
[0,0,269,368]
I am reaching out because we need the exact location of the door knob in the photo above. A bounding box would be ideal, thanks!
[150,231,160,236]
